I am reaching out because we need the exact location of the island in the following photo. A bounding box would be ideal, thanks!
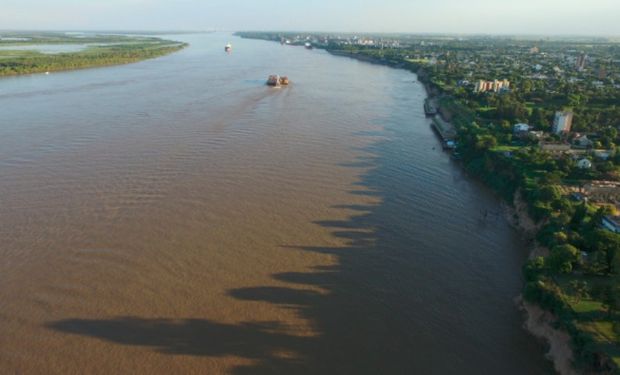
[237,31,620,374]
[0,32,188,76]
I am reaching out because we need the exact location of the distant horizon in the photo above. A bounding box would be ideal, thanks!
[2,29,620,40]
[2,0,619,37]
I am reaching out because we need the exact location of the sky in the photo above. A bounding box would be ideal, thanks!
[1,0,619,36]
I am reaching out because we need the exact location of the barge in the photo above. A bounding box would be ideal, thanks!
[424,98,438,116]
[266,75,290,87]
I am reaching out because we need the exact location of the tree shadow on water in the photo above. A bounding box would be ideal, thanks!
[46,143,416,374]
[47,131,550,374]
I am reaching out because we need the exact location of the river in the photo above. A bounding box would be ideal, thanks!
[0,32,552,374]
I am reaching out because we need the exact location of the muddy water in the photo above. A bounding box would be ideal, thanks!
[0,33,551,374]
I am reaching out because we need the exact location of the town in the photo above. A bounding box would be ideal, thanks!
[238,31,620,372]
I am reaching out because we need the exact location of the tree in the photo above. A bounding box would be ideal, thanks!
[587,229,620,274]
[570,280,590,305]
[475,134,497,150]
[537,185,562,203]
[547,244,580,274]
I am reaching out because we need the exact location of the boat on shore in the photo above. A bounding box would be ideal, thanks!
[225,43,232,52]
[424,98,437,116]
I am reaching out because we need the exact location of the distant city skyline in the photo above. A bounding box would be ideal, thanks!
[2,0,620,36]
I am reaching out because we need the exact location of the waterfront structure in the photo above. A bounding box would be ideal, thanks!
[552,111,573,134]
[474,79,510,93]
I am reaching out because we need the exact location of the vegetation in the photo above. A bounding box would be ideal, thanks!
[238,31,620,372]
[0,32,187,76]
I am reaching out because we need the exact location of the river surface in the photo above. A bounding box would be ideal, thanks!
[0,33,552,374]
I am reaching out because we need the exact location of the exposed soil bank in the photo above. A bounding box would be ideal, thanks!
[517,297,578,375]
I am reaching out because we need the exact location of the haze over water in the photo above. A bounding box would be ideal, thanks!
[0,33,551,374]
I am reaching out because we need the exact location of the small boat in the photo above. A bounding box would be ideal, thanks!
[304,42,313,50]
[225,43,232,52]
[279,76,289,85]
[267,75,280,87]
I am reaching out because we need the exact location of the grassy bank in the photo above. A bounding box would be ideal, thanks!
[0,33,187,76]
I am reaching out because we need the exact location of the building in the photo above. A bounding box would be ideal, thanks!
[584,181,620,202]
[577,158,592,169]
[576,53,587,70]
[573,135,593,148]
[594,150,613,160]
[552,111,573,134]
[528,130,544,140]
[474,79,510,93]
[602,216,620,234]
[513,123,530,134]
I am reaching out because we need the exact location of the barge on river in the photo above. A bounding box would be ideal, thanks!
[266,75,290,87]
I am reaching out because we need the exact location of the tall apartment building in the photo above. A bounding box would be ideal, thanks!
[575,53,587,70]
[474,79,510,93]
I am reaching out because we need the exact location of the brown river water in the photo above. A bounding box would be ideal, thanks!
[0,33,552,374]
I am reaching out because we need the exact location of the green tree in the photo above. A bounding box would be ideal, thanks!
[547,244,580,274]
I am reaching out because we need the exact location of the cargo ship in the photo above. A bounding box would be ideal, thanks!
[266,75,290,87]
[267,75,280,87]
[225,43,232,52]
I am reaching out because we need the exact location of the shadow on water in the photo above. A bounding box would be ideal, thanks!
[47,127,551,374]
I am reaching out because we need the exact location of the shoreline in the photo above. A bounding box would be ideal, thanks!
[504,191,576,375]
[240,36,582,373]
[331,46,579,374]
[0,43,187,78]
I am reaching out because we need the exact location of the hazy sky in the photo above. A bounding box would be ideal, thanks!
[2,0,619,36]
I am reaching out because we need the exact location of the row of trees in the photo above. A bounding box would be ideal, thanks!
[0,42,186,77]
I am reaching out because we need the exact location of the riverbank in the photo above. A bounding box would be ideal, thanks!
[235,33,620,372]
[504,191,576,374]
[329,46,620,374]
[0,33,187,77]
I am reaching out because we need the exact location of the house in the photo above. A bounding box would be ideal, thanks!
[602,216,620,233]
[577,158,592,169]
[573,135,593,149]
[529,130,544,140]
[584,181,620,201]
[570,192,585,201]
[513,123,530,134]
[594,150,613,160]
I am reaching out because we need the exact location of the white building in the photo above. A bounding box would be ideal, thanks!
[577,158,592,169]
[513,123,530,134]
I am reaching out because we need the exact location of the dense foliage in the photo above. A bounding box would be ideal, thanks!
[0,33,187,76]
